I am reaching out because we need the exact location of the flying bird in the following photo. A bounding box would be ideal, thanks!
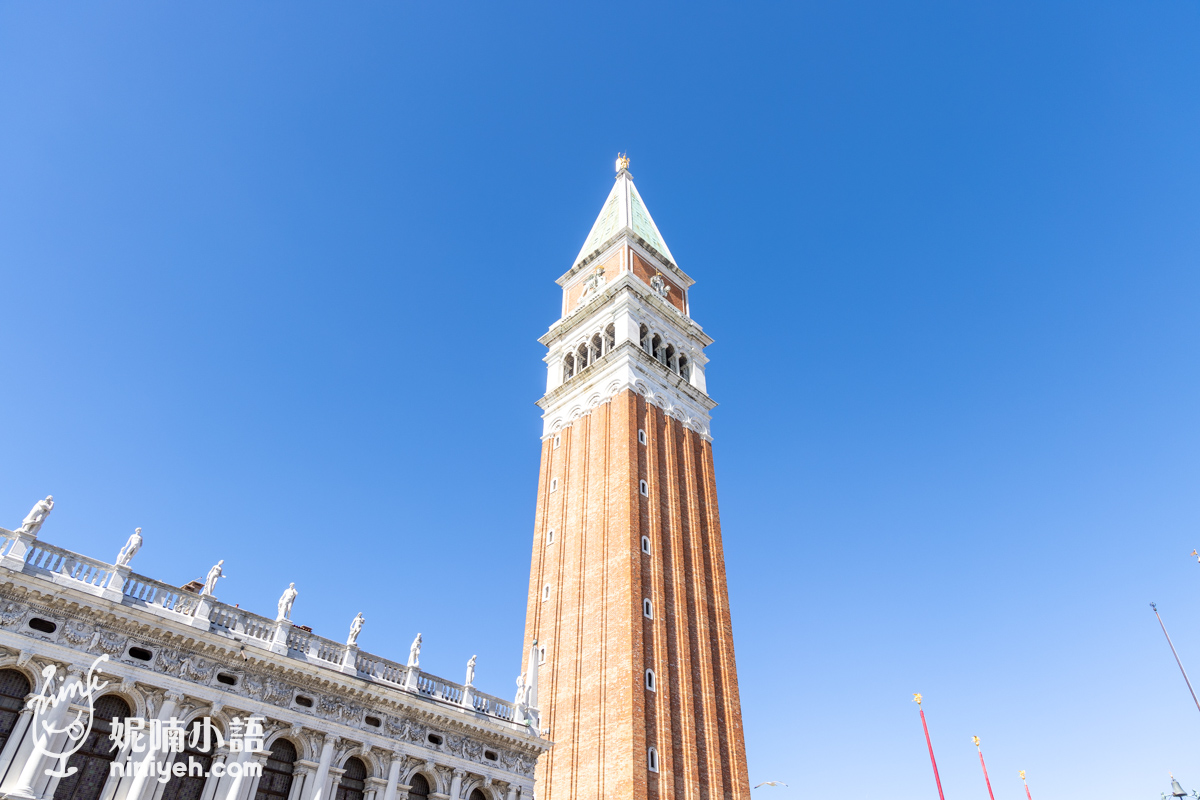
[755,782,788,789]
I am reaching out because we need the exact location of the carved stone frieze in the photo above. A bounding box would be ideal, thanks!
[0,602,29,627]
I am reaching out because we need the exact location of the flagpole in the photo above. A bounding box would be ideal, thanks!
[1020,770,1033,800]
[973,737,996,800]
[1151,603,1200,715]
[914,694,946,800]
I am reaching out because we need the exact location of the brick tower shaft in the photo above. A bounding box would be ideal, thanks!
[521,160,750,800]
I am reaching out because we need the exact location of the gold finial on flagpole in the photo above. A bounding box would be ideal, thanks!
[1019,771,1026,781]
[972,736,981,748]
[913,693,922,705]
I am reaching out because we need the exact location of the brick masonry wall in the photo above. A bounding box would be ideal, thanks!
[523,389,750,800]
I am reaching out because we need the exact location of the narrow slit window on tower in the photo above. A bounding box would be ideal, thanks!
[638,429,647,445]
[645,669,657,692]
[648,747,659,773]
[641,536,651,555]
[542,584,551,602]
[550,478,558,493]
[639,479,649,497]
[643,598,653,619]
[553,435,561,449]
[539,646,547,664]
[547,529,555,545]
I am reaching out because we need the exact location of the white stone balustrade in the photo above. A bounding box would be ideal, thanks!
[122,573,201,616]
[0,531,535,733]
[21,541,121,593]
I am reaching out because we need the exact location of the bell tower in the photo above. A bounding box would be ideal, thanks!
[522,158,751,800]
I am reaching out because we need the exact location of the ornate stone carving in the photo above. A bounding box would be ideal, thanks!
[156,647,183,675]
[95,631,127,655]
[444,734,463,757]
[462,738,483,762]
[262,678,290,705]
[60,620,93,645]
[0,602,29,627]
[318,695,356,724]
[179,654,214,681]
[577,267,606,306]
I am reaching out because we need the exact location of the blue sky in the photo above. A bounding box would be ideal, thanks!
[2,2,1198,798]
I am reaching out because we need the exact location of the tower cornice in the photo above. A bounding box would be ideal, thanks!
[540,272,711,348]
[558,230,695,291]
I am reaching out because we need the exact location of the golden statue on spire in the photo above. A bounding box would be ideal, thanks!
[616,153,630,173]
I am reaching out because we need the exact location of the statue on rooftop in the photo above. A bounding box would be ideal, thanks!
[347,612,365,647]
[650,273,670,300]
[407,633,422,668]
[277,583,298,621]
[465,655,476,687]
[201,560,225,597]
[514,673,527,707]
[115,528,143,567]
[18,496,54,537]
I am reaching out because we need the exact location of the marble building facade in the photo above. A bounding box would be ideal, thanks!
[0,502,548,800]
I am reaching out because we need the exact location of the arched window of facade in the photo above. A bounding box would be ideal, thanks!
[0,669,31,755]
[678,355,689,380]
[604,324,616,352]
[647,746,659,773]
[253,739,298,800]
[161,718,224,800]
[576,343,589,370]
[407,773,431,799]
[563,353,575,382]
[650,335,663,363]
[664,344,677,373]
[53,695,131,800]
[590,333,603,362]
[469,791,488,800]
[335,757,367,800]
[640,324,651,353]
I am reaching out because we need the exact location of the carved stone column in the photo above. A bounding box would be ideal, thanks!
[324,768,344,800]
[304,735,337,800]
[126,691,183,800]
[197,749,229,800]
[380,754,403,800]
[447,769,463,800]
[6,666,83,799]
[285,761,317,800]
[0,702,34,779]
[363,776,386,800]
[239,752,271,800]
